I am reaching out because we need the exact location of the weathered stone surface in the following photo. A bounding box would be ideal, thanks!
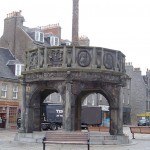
[22,46,127,135]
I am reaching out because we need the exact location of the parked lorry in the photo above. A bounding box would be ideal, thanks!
[41,103,102,130]
[41,103,63,130]
[81,106,102,129]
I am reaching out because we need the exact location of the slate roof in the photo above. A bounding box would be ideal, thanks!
[0,48,18,80]
[22,26,50,46]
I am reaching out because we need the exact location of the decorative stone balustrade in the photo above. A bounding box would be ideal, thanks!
[25,46,125,74]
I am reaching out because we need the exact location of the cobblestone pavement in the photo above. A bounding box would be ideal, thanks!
[0,126,150,150]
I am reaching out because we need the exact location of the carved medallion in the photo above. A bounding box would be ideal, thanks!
[103,53,114,69]
[77,50,91,67]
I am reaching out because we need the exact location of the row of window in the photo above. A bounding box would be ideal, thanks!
[35,31,60,46]
[1,83,18,99]
[146,88,150,98]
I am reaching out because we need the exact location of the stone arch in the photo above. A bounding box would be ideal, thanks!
[74,86,118,133]
[23,82,62,133]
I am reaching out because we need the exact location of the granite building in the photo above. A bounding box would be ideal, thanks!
[0,48,23,129]
[125,63,146,124]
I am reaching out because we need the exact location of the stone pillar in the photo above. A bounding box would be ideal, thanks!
[72,0,79,46]
[109,86,123,135]
[23,83,34,133]
[19,79,26,133]
[110,107,118,135]
[33,106,41,131]
[117,86,123,135]
[63,81,72,131]
[71,97,76,131]
[25,105,33,133]
[75,98,81,130]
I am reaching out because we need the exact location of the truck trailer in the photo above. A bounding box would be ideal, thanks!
[41,103,102,130]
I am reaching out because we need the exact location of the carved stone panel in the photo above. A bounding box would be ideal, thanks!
[103,52,114,70]
[29,51,38,69]
[77,50,91,67]
[96,50,102,68]
[39,49,44,68]
[67,48,72,67]
[47,49,63,67]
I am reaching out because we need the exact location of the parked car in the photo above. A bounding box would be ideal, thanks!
[137,119,150,126]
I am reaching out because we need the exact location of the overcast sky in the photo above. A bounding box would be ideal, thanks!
[0,0,150,75]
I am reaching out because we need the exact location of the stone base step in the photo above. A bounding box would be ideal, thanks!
[89,132,129,145]
[14,131,129,145]
[90,140,119,145]
[14,131,45,143]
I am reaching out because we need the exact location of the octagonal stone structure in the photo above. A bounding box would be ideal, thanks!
[21,46,127,135]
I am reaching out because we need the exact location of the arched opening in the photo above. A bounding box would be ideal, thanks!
[25,87,62,132]
[82,93,110,128]
[41,92,63,131]
[75,89,111,127]
[74,90,112,132]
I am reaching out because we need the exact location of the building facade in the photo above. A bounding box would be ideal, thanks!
[143,70,150,112]
[0,48,22,129]
[125,62,147,124]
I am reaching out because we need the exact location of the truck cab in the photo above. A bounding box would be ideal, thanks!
[41,103,63,130]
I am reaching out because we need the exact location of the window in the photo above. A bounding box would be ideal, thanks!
[127,81,130,89]
[35,31,44,43]
[92,94,95,106]
[59,95,62,103]
[12,85,18,99]
[40,32,44,42]
[65,42,71,46]
[122,94,125,103]
[50,36,59,46]
[49,94,52,101]
[146,88,148,97]
[99,94,102,101]
[146,100,148,111]
[127,94,130,105]
[15,64,24,76]
[9,107,17,124]
[84,98,87,106]
[1,83,7,98]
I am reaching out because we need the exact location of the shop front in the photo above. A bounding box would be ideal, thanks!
[0,101,19,129]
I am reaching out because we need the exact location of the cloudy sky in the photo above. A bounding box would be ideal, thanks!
[0,0,150,74]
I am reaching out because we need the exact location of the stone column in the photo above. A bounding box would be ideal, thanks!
[109,86,123,135]
[19,79,26,133]
[23,83,34,133]
[72,0,79,46]
[110,107,118,135]
[117,86,123,135]
[63,81,72,131]
[25,105,33,133]
[75,98,81,130]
